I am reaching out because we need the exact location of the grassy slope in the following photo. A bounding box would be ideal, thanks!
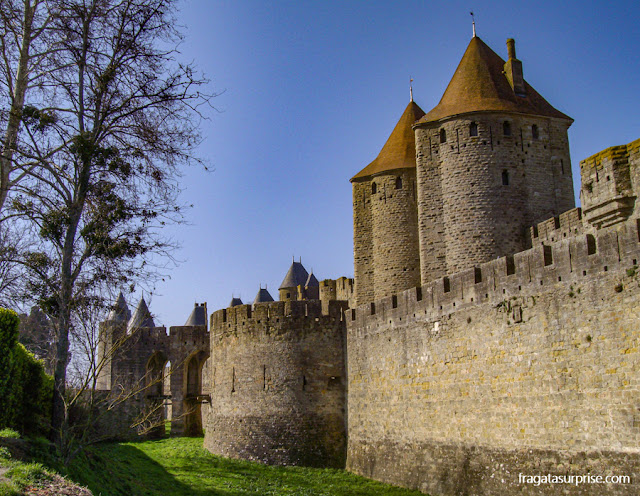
[66,437,426,496]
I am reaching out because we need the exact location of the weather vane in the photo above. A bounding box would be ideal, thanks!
[410,76,414,102]
[470,11,476,37]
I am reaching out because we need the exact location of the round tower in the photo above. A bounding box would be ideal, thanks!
[414,36,574,278]
[351,100,425,304]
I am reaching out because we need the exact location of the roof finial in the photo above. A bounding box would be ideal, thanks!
[409,76,414,102]
[470,11,476,37]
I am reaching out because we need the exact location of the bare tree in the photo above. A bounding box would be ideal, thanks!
[8,0,214,447]
[0,0,61,216]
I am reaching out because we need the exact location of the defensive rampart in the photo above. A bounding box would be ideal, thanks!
[203,299,348,468]
[346,217,640,495]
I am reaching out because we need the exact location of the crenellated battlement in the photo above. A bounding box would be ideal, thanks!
[211,298,349,340]
[349,216,640,330]
[529,207,585,245]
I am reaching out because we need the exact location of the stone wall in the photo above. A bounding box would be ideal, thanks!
[346,217,640,495]
[415,113,574,279]
[203,299,348,468]
[370,169,421,301]
[352,180,374,305]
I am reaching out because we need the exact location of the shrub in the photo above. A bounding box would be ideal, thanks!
[0,309,52,436]
[0,309,20,402]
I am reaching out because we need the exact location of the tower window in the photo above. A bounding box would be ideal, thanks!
[503,121,512,136]
[439,128,446,143]
[395,176,402,189]
[532,124,539,140]
[502,170,510,186]
[469,122,478,137]
[371,182,377,194]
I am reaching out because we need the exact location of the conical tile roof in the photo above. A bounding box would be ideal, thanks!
[229,297,243,307]
[305,271,319,287]
[253,288,274,304]
[279,261,309,289]
[352,101,426,181]
[128,297,155,330]
[184,304,207,326]
[106,292,131,322]
[417,36,571,124]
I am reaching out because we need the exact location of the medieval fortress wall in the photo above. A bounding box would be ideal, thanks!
[97,34,640,496]
[346,215,640,496]
[203,299,349,468]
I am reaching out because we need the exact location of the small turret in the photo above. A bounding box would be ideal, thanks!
[184,303,207,327]
[253,287,274,305]
[229,297,243,307]
[106,292,131,322]
[128,297,155,332]
[278,259,309,301]
[304,271,320,300]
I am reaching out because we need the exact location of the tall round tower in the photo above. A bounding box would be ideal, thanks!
[351,100,425,304]
[414,36,575,279]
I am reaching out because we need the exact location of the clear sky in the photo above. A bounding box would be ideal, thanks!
[140,0,640,327]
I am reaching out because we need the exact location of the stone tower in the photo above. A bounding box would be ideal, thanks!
[351,101,425,305]
[414,36,575,281]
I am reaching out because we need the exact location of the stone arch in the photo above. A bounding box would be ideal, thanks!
[183,349,209,437]
[145,351,169,437]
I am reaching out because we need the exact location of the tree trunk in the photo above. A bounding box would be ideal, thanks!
[0,0,35,215]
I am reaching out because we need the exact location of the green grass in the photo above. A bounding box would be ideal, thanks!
[0,432,52,496]
[63,437,425,496]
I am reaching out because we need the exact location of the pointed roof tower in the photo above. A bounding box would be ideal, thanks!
[184,303,207,326]
[352,100,426,181]
[106,292,131,322]
[305,271,319,288]
[416,36,572,124]
[128,297,155,331]
[229,297,243,307]
[279,261,309,290]
[253,287,274,304]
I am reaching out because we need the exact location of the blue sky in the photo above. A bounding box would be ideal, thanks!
[142,0,640,327]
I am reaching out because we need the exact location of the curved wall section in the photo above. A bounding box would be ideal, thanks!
[370,169,421,300]
[203,301,347,468]
[416,113,574,274]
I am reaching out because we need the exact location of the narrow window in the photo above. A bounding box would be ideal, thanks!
[586,234,597,255]
[395,176,402,190]
[439,128,446,143]
[469,121,478,137]
[532,124,539,140]
[543,245,553,266]
[502,170,510,185]
[560,159,565,175]
[371,182,377,194]
[503,121,512,136]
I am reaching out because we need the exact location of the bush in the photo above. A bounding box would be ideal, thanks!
[0,309,52,436]
[0,309,20,402]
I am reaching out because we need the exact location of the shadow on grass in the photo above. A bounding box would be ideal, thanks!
[58,437,426,496]
[65,441,242,496]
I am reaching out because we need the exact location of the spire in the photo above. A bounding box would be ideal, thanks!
[184,303,207,326]
[253,287,274,305]
[305,271,319,288]
[128,297,155,331]
[229,296,243,307]
[279,260,309,289]
[416,36,572,125]
[106,292,131,322]
[409,77,414,102]
[351,100,426,181]
[470,11,476,37]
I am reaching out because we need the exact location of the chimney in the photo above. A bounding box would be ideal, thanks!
[504,38,526,97]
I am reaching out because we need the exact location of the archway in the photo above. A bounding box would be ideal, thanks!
[145,351,169,437]
[184,350,208,437]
